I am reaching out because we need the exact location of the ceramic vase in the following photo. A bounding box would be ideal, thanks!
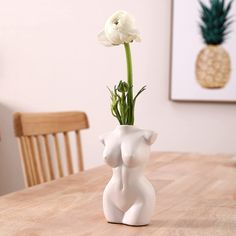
[100,125,157,226]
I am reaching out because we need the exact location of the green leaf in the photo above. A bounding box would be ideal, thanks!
[133,85,146,104]
[199,0,234,44]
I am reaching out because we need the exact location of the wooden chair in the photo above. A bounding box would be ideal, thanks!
[13,111,89,187]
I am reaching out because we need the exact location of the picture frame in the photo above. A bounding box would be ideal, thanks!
[170,0,236,103]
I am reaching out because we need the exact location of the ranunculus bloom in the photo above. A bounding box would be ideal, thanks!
[98,10,141,46]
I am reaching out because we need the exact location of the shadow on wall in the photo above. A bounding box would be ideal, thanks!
[0,103,24,195]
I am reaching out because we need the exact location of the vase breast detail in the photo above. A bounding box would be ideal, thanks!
[100,125,157,226]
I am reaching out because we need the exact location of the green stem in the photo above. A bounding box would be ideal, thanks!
[124,43,133,88]
[124,43,134,125]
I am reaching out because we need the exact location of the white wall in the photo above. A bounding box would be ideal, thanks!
[0,0,235,195]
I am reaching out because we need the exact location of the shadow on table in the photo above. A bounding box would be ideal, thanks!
[0,103,24,195]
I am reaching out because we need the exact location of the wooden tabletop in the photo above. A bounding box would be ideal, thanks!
[0,152,236,236]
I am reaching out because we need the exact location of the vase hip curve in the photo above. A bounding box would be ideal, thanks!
[100,125,157,226]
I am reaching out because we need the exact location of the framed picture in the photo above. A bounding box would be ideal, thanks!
[170,0,236,103]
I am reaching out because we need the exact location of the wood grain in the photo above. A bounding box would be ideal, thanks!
[35,136,46,183]
[63,132,73,175]
[53,134,63,178]
[13,111,89,136]
[43,134,54,181]
[13,111,89,187]
[76,130,84,171]
[0,152,235,236]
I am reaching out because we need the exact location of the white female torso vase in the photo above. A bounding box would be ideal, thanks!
[100,125,157,226]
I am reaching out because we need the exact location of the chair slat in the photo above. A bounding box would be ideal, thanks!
[25,136,39,185]
[13,111,89,187]
[35,136,46,183]
[20,137,34,186]
[23,137,37,186]
[53,134,63,177]
[76,131,84,171]
[28,136,41,184]
[63,132,73,175]
[43,135,55,181]
[30,136,44,184]
[17,138,31,187]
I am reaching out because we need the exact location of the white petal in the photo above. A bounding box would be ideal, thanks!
[97,31,113,47]
[135,34,141,42]
[98,10,141,46]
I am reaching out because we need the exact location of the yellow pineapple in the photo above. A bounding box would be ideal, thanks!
[196,0,234,89]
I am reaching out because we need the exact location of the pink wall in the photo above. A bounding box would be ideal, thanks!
[0,0,236,195]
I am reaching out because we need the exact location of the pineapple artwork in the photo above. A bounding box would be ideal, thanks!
[196,0,234,89]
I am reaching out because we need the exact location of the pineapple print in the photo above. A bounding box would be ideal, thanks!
[196,0,234,89]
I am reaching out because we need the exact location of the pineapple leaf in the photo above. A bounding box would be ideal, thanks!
[198,0,234,45]
[225,0,234,13]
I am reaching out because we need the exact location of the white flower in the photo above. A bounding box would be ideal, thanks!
[98,10,141,46]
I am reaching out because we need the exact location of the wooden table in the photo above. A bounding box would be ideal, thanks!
[0,152,236,236]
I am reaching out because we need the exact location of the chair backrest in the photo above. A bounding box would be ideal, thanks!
[13,111,89,187]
